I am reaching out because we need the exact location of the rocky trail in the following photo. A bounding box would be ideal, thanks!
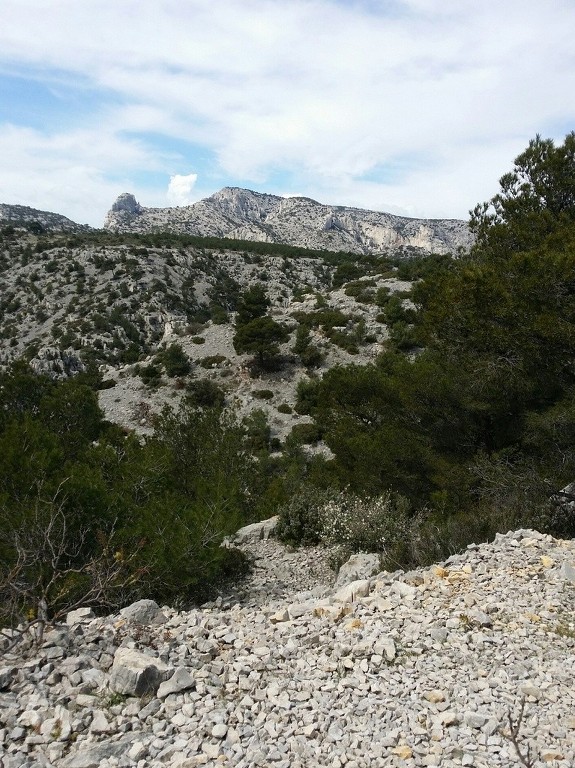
[1,528,574,768]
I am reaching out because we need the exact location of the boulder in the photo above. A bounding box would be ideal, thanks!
[109,648,173,696]
[231,516,279,545]
[334,552,380,588]
[0,665,15,690]
[66,607,95,626]
[61,736,138,768]
[119,599,167,625]
[333,579,372,603]
[157,667,195,699]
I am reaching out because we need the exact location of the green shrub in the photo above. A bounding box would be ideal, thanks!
[277,403,293,414]
[332,262,364,288]
[140,363,161,386]
[252,389,274,400]
[157,344,191,377]
[243,409,273,454]
[199,355,227,368]
[276,485,337,546]
[191,336,206,344]
[295,378,320,414]
[288,422,322,445]
[185,379,225,408]
[330,330,359,354]
[210,305,229,324]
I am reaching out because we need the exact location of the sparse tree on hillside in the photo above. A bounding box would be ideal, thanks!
[233,316,289,369]
[235,284,269,326]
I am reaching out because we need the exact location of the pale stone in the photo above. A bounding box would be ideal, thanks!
[464,712,487,729]
[520,683,543,700]
[90,709,112,734]
[0,666,15,690]
[392,745,413,759]
[109,647,172,696]
[231,516,279,545]
[120,599,167,625]
[334,552,380,588]
[157,667,195,699]
[270,608,290,623]
[424,690,447,703]
[128,741,148,761]
[333,579,371,603]
[390,580,417,599]
[560,560,575,584]
[66,607,95,626]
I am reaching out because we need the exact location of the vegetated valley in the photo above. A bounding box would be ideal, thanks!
[1,133,575,629]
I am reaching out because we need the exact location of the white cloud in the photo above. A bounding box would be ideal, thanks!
[0,0,574,223]
[167,173,198,207]
[0,122,172,225]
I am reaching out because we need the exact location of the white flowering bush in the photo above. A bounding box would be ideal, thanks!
[277,486,418,567]
[275,485,338,546]
[319,490,413,564]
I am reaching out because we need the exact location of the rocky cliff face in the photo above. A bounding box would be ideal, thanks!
[104,187,473,255]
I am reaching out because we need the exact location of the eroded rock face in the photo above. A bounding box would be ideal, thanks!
[103,187,473,255]
[110,193,141,215]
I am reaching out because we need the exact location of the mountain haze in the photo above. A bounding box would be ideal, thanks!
[104,187,473,255]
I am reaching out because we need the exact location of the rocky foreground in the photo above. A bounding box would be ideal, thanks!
[1,529,574,768]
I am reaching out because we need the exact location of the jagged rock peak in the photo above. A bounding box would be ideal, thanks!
[110,192,142,215]
[103,186,474,255]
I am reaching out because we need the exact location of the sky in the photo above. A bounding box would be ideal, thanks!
[1,1,574,227]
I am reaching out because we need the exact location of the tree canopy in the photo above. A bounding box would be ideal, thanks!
[470,132,575,255]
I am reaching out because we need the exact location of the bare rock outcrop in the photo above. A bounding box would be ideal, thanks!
[104,187,473,255]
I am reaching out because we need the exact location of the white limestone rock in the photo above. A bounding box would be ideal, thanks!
[109,647,173,696]
[66,607,95,626]
[230,516,279,545]
[333,578,372,603]
[103,188,473,256]
[119,599,167,625]
[334,552,381,588]
[157,667,195,699]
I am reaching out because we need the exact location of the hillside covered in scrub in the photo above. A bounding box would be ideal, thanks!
[1,133,575,630]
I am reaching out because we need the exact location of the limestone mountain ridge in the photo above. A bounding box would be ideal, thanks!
[0,203,91,234]
[0,188,469,438]
[104,187,473,255]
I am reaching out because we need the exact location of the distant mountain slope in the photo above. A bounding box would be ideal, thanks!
[104,187,473,255]
[0,203,92,234]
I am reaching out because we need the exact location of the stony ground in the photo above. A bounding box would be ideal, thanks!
[1,529,574,768]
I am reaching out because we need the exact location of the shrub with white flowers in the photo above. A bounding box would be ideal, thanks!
[277,486,415,565]
[318,490,413,565]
